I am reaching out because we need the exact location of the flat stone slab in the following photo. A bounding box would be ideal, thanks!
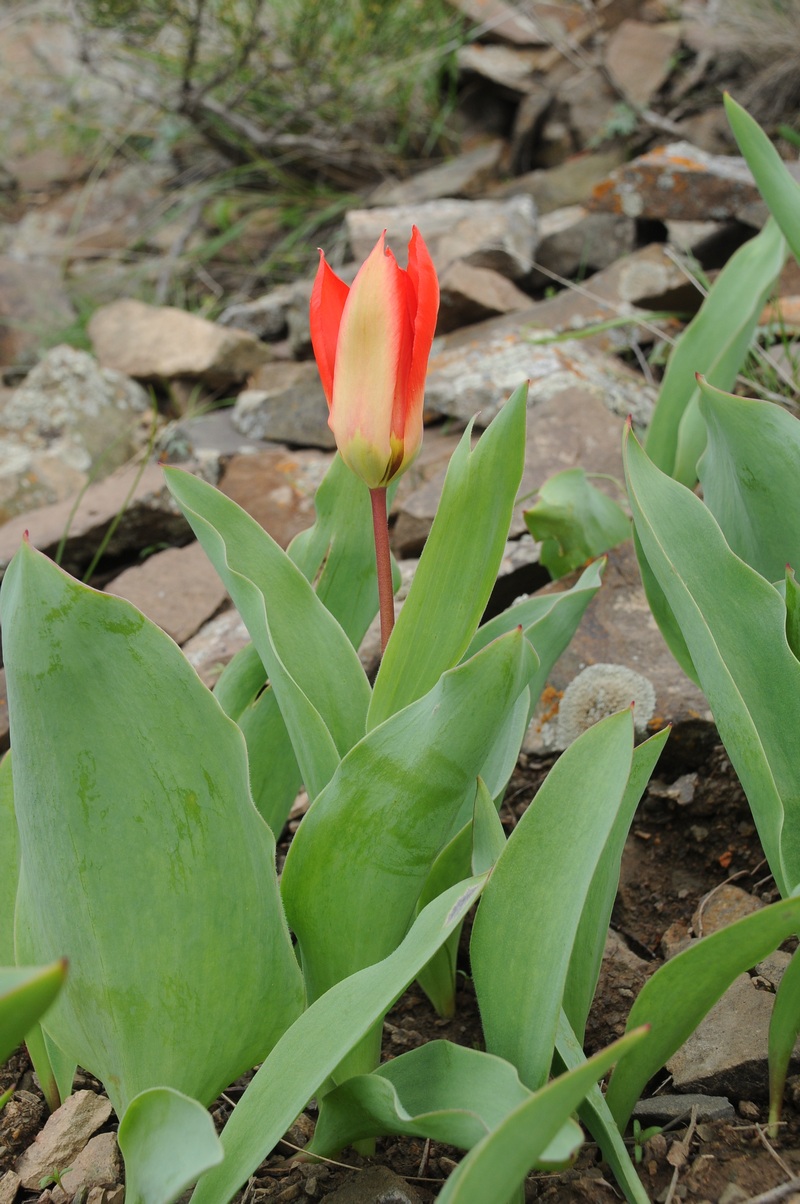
[105,541,228,646]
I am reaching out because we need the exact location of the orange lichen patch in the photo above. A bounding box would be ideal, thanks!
[647,714,667,731]
[538,684,563,725]
[590,177,618,202]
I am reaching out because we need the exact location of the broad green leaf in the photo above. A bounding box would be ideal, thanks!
[697,377,800,581]
[768,947,800,1130]
[308,1041,581,1170]
[281,630,536,1007]
[1,542,304,1116]
[555,1012,651,1204]
[523,469,630,579]
[725,93,800,262]
[645,218,786,485]
[213,641,266,719]
[435,1028,648,1204]
[287,453,400,649]
[0,752,17,964]
[0,962,66,1065]
[786,566,800,662]
[165,467,370,799]
[632,526,699,686]
[624,427,800,896]
[190,877,488,1204]
[565,726,670,1042]
[369,382,528,728]
[236,687,302,834]
[471,709,635,1090]
[119,1087,223,1204]
[416,779,506,1017]
[25,1023,75,1111]
[606,894,800,1128]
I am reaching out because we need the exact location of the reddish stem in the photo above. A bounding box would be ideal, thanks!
[369,487,394,654]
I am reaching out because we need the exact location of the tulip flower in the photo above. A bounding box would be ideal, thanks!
[309,226,439,490]
[310,227,439,654]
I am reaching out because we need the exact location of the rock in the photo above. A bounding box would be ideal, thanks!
[456,42,547,95]
[182,607,250,688]
[438,261,532,332]
[0,258,76,371]
[556,663,657,746]
[232,362,334,449]
[448,0,556,46]
[0,461,194,583]
[105,541,228,645]
[605,20,681,108]
[0,345,150,520]
[156,408,269,464]
[390,427,468,556]
[0,1171,18,1204]
[525,540,713,758]
[367,141,505,206]
[508,82,554,174]
[88,299,271,388]
[324,1165,422,1204]
[14,1090,112,1190]
[218,447,334,549]
[345,196,539,280]
[491,147,628,213]
[552,65,620,150]
[523,243,698,354]
[531,205,636,285]
[692,885,763,937]
[666,973,800,1098]
[55,1132,121,1200]
[217,279,315,342]
[588,142,800,225]
[424,306,655,427]
[587,929,651,1050]
[632,1095,736,1126]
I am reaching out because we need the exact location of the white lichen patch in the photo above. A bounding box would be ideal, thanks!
[556,662,656,746]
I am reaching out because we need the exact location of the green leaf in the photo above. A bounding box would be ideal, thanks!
[435,1028,649,1204]
[165,467,370,799]
[236,686,302,834]
[768,947,800,1130]
[471,709,635,1091]
[281,630,536,1008]
[308,1041,581,1170]
[555,1011,651,1204]
[697,377,800,582]
[0,752,17,965]
[287,453,399,649]
[605,894,800,1128]
[1,542,304,1115]
[523,469,630,579]
[725,93,800,262]
[644,219,786,485]
[369,382,528,728]
[632,526,699,687]
[0,962,66,1065]
[189,877,488,1204]
[25,1023,75,1112]
[119,1087,223,1204]
[565,726,670,1042]
[624,426,800,897]
[786,565,800,662]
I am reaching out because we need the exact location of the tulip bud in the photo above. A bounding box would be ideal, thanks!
[310,227,439,489]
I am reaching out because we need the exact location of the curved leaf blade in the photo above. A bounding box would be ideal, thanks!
[725,93,800,261]
[0,962,66,1065]
[119,1087,223,1204]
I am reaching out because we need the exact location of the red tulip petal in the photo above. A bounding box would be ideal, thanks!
[405,226,440,415]
[309,251,350,407]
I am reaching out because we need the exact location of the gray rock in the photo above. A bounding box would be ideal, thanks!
[217,447,334,549]
[490,147,628,214]
[88,299,271,388]
[632,1094,736,1126]
[324,1165,423,1204]
[217,279,314,341]
[55,1131,122,1201]
[346,196,539,280]
[605,19,681,109]
[456,42,545,94]
[232,361,335,450]
[367,141,505,206]
[438,261,532,332]
[0,461,194,583]
[1,345,149,490]
[0,257,76,371]
[15,1090,112,1189]
[531,205,636,286]
[0,1171,20,1204]
[692,885,763,938]
[425,308,655,427]
[666,974,800,1099]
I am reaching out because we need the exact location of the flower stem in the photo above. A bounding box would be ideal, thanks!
[369,487,394,654]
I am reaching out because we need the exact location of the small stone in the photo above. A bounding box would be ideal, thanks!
[58,1132,122,1198]
[0,1170,20,1204]
[605,19,681,108]
[232,362,334,450]
[692,885,763,937]
[738,1099,760,1120]
[324,1165,423,1203]
[755,950,793,990]
[632,1094,736,1126]
[15,1090,112,1190]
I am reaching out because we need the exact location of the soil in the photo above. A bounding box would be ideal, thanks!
[3,743,800,1203]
